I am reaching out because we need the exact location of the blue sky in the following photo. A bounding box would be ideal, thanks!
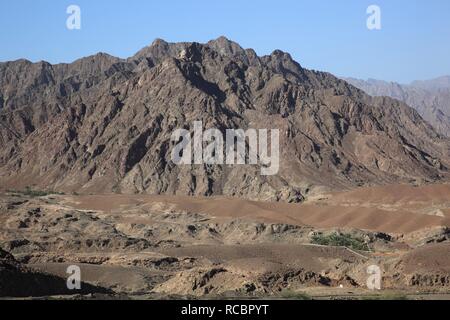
[1,0,449,83]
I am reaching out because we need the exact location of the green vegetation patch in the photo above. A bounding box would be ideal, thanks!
[362,293,409,300]
[311,233,370,251]
[7,186,65,198]
[280,290,312,300]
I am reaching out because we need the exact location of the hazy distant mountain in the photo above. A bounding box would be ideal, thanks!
[0,37,449,201]
[343,77,450,137]
[411,76,450,91]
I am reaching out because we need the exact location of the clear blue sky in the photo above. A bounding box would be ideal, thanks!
[1,0,450,83]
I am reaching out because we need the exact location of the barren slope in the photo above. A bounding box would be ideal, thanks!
[1,38,449,201]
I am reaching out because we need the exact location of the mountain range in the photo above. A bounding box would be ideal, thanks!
[0,37,449,201]
[343,77,450,137]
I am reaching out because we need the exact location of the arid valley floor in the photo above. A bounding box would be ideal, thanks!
[1,184,449,300]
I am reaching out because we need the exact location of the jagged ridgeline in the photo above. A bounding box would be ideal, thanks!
[0,37,449,201]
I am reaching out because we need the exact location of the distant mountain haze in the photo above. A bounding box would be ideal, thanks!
[343,77,450,137]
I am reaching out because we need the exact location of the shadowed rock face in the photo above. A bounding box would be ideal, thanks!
[343,77,450,137]
[0,37,449,200]
[0,247,112,297]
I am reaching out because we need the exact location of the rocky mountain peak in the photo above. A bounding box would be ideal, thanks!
[207,36,246,58]
[0,38,449,200]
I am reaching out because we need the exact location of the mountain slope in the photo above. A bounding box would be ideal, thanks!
[343,77,450,137]
[0,37,449,201]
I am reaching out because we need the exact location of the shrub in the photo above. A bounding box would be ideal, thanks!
[280,290,312,300]
[311,233,370,251]
[8,187,65,198]
[362,293,409,300]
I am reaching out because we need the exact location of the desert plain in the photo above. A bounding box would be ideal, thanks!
[1,183,449,300]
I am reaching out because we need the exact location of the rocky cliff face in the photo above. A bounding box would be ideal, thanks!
[0,37,449,201]
[343,77,450,137]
